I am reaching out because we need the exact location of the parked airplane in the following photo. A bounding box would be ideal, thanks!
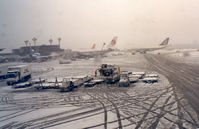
[129,37,170,54]
[76,36,118,58]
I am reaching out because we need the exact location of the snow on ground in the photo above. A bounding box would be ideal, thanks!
[170,51,199,64]
[154,48,199,65]
[0,53,198,129]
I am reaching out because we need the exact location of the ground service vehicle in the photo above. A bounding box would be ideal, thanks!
[129,74,139,83]
[142,77,158,83]
[142,74,159,83]
[119,71,130,87]
[98,64,120,84]
[7,65,31,85]
[60,78,75,92]
[84,81,96,87]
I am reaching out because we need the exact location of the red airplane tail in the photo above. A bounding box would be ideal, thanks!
[106,36,118,49]
[91,43,96,49]
[111,36,118,46]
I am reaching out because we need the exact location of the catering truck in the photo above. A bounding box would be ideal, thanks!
[7,65,31,85]
[0,65,8,80]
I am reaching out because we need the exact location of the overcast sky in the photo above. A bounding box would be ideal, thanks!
[0,0,199,50]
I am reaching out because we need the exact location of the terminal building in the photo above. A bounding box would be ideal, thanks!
[12,45,64,56]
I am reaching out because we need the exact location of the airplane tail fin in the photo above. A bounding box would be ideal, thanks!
[111,36,118,46]
[107,36,118,49]
[160,37,169,46]
[91,43,96,49]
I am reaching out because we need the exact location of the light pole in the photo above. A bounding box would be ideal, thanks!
[24,40,29,47]
[32,37,37,46]
[58,37,61,47]
[49,39,53,45]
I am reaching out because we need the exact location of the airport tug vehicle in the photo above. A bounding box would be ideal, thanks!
[97,64,120,84]
[119,71,130,87]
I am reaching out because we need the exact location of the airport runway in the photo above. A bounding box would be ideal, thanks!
[145,54,199,126]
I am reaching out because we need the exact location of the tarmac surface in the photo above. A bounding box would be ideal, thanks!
[0,53,199,129]
[145,54,199,126]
